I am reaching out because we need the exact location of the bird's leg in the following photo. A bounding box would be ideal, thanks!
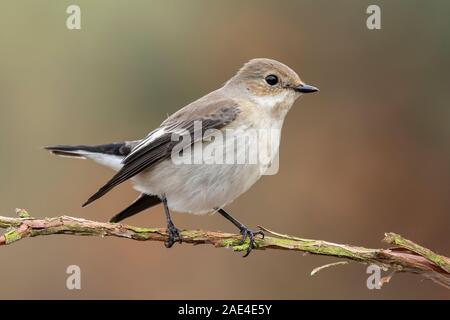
[162,195,182,248]
[217,208,264,257]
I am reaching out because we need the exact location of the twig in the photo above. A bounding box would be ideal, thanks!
[1,209,449,289]
[310,261,349,276]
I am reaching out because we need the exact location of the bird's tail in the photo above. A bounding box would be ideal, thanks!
[44,145,93,158]
[44,143,133,158]
[45,142,139,207]
[44,142,135,173]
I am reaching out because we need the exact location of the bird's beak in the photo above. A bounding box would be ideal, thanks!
[294,83,319,93]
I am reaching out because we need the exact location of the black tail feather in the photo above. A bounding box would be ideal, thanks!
[44,143,132,157]
[109,193,161,223]
[44,145,89,158]
[45,142,136,207]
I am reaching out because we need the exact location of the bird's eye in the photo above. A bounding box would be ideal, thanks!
[265,74,279,86]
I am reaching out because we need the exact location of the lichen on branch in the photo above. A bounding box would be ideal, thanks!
[0,209,449,289]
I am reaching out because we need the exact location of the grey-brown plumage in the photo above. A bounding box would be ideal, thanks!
[82,96,241,207]
[45,58,318,255]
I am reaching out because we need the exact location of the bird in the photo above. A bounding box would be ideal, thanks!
[45,58,318,256]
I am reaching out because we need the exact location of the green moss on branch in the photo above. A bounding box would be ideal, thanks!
[0,211,449,289]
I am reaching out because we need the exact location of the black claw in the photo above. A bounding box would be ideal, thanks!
[162,195,182,249]
[238,229,248,245]
[216,208,265,258]
[165,224,182,248]
[255,230,265,239]
[239,228,265,257]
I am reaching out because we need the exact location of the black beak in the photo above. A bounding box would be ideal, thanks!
[294,83,319,93]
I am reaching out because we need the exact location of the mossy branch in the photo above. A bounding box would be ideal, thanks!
[1,209,449,289]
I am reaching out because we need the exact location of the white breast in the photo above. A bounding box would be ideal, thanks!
[131,110,287,214]
[87,94,294,214]
[133,126,264,214]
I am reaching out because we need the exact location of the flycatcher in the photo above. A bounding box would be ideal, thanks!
[45,58,318,256]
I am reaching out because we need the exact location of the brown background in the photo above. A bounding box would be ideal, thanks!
[0,0,449,299]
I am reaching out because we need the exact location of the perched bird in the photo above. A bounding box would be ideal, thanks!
[45,58,318,256]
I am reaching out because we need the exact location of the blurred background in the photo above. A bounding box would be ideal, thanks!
[0,0,449,299]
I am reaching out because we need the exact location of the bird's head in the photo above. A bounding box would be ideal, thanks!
[227,58,318,111]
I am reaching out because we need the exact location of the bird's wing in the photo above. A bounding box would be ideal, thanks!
[82,97,241,207]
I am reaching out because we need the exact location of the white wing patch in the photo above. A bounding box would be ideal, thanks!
[123,127,166,163]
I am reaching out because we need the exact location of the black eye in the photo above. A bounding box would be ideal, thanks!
[265,74,279,86]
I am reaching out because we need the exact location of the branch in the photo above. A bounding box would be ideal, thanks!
[1,209,449,289]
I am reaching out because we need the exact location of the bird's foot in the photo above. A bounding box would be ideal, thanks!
[239,227,265,257]
[165,223,182,248]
